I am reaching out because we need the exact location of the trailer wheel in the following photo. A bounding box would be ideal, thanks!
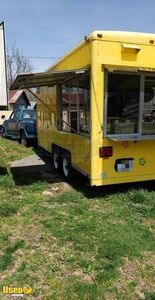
[62,153,72,179]
[53,151,60,171]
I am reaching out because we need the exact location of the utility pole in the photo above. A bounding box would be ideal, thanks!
[0,22,8,109]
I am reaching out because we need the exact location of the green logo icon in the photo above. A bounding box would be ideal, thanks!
[139,158,146,166]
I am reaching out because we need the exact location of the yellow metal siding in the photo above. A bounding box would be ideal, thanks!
[96,40,155,69]
[48,42,91,71]
[90,40,104,185]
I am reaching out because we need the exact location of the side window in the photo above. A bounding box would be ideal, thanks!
[61,84,79,133]
[36,87,40,94]
[62,85,70,132]
[78,76,90,134]
[58,72,90,135]
[22,110,37,119]
[106,73,140,135]
[142,76,155,135]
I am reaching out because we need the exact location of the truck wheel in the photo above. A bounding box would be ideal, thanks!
[1,127,6,138]
[62,153,72,179]
[20,131,27,147]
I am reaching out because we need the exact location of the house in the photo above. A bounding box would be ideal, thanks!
[8,90,30,111]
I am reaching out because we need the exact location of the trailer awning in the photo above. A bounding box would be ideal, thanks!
[10,69,89,90]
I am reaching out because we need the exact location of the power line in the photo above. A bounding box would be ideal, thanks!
[7,52,60,60]
[7,48,60,59]
[27,56,61,59]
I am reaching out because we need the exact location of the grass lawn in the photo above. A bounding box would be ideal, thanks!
[0,136,155,300]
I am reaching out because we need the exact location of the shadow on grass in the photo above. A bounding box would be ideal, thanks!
[10,147,155,198]
[70,172,155,200]
[0,167,8,176]
[10,147,64,186]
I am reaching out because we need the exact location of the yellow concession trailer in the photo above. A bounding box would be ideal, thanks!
[11,31,155,186]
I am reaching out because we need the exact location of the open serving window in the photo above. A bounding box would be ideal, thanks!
[104,69,155,140]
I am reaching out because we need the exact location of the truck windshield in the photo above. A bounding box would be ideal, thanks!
[22,110,36,120]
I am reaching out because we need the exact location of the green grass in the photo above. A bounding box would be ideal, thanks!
[0,240,25,272]
[0,136,154,299]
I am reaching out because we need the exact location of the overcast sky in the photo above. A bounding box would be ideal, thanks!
[1,0,155,71]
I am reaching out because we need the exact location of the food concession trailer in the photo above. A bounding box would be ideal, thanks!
[11,31,155,186]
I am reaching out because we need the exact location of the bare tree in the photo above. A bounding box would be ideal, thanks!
[7,45,33,88]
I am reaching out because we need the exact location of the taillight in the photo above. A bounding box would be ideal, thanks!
[99,146,113,158]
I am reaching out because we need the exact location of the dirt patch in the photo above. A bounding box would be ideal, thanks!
[110,219,126,225]
[104,293,117,300]
[42,181,72,197]
[112,253,155,299]
[62,268,93,284]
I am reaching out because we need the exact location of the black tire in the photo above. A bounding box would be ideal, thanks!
[1,127,6,138]
[53,149,61,171]
[62,153,72,180]
[20,131,28,147]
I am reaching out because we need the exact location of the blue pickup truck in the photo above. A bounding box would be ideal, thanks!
[2,107,37,146]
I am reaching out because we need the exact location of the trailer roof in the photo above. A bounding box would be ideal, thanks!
[46,31,155,72]
[88,31,155,45]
